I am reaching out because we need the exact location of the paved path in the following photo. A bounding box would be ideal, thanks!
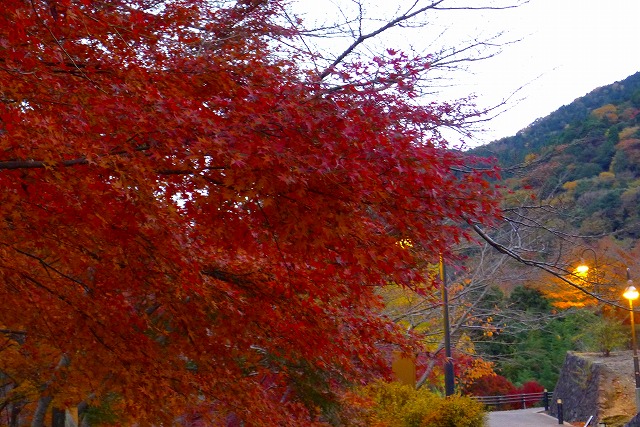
[487,407,567,426]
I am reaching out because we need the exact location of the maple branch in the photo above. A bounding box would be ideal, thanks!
[0,329,27,338]
[320,64,426,96]
[157,165,228,175]
[0,156,229,175]
[316,0,524,81]
[0,137,154,171]
[19,269,150,362]
[426,35,513,70]
[257,202,298,296]
[13,247,91,293]
[430,1,528,11]
[201,268,262,291]
[318,0,447,80]
[0,158,89,170]
[28,0,108,93]
[468,220,627,310]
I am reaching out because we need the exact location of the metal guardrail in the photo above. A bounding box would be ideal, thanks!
[473,392,603,425]
[470,390,552,410]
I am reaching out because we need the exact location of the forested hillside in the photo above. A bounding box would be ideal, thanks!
[460,72,640,393]
[474,71,640,240]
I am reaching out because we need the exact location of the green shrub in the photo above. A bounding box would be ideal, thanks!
[343,381,485,427]
[420,396,486,427]
[586,317,627,356]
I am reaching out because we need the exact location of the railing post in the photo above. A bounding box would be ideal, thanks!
[544,389,549,411]
[52,407,65,427]
[557,398,563,424]
[522,394,526,409]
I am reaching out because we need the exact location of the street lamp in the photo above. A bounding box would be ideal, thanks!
[576,247,599,296]
[623,268,640,413]
[575,264,590,276]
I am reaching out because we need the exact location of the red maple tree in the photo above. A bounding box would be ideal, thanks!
[0,1,501,425]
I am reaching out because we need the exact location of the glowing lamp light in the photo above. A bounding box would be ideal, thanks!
[625,285,640,301]
[575,264,589,277]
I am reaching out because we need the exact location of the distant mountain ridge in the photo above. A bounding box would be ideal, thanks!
[474,71,640,168]
[472,71,640,239]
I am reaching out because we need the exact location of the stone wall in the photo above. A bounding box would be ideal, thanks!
[550,352,601,422]
[551,351,637,426]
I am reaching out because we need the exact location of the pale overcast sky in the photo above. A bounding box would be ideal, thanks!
[292,0,640,146]
[468,0,640,145]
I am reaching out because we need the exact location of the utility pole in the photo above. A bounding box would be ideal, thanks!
[440,257,455,396]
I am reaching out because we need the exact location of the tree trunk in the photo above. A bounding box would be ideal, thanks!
[31,354,70,427]
[30,396,52,427]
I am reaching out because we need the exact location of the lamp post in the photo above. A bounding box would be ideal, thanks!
[439,257,454,397]
[623,268,640,413]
